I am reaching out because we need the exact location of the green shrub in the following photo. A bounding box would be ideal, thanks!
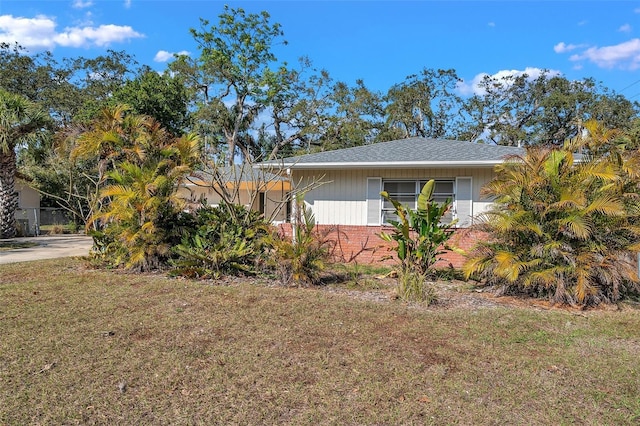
[171,202,271,279]
[89,208,193,270]
[380,180,457,276]
[379,179,456,301]
[464,121,640,306]
[397,270,437,304]
[267,200,331,287]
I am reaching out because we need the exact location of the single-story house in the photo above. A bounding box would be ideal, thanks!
[177,165,291,223]
[14,179,40,236]
[260,137,524,268]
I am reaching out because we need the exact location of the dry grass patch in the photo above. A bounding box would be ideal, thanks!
[1,258,639,424]
[0,241,38,251]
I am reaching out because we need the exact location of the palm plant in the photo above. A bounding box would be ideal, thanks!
[464,120,640,306]
[83,106,201,270]
[267,196,332,286]
[0,90,50,238]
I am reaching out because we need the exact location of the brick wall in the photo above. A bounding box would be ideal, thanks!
[276,223,486,269]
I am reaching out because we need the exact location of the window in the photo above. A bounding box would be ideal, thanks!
[381,179,454,224]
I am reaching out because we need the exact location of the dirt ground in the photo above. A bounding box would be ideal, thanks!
[217,273,630,314]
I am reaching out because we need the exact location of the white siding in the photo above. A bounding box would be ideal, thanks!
[293,167,497,227]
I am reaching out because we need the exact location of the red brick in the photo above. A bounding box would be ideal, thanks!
[276,224,486,269]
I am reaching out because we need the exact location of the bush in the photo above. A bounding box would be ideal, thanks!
[89,207,193,270]
[464,121,640,306]
[379,179,456,301]
[171,202,271,279]
[50,224,65,235]
[267,200,332,287]
[397,270,437,304]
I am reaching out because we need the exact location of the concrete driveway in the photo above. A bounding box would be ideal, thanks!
[0,234,93,265]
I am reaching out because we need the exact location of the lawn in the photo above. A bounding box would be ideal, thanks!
[0,241,38,251]
[1,258,639,425]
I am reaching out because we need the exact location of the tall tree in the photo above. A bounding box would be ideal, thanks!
[67,50,139,123]
[111,66,191,136]
[384,68,462,140]
[258,58,334,158]
[171,6,287,165]
[0,90,50,238]
[320,79,385,150]
[459,72,639,146]
[0,43,139,128]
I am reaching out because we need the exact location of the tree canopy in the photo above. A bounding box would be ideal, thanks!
[0,6,639,234]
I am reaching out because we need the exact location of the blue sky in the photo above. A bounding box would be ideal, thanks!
[2,1,640,98]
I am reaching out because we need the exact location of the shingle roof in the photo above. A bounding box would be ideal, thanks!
[264,137,524,169]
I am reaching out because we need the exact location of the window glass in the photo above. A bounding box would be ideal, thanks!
[420,180,454,196]
[382,210,400,224]
[384,181,416,195]
[434,181,454,195]
[383,195,415,210]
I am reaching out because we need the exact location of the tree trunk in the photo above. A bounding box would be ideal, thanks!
[0,150,18,238]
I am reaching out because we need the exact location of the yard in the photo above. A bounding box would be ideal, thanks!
[1,258,639,424]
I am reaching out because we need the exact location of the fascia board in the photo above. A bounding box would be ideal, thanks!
[259,160,504,170]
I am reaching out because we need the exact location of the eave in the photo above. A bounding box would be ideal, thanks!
[258,160,503,170]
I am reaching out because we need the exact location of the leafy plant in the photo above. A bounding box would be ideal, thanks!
[81,106,201,271]
[379,180,456,302]
[171,202,271,279]
[464,120,640,306]
[397,270,437,304]
[380,180,457,275]
[267,197,332,286]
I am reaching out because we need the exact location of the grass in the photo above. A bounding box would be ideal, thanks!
[1,258,640,425]
[0,241,38,251]
[39,224,78,235]
[328,263,393,291]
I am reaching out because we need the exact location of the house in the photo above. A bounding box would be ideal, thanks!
[260,137,524,267]
[14,179,40,236]
[177,165,291,223]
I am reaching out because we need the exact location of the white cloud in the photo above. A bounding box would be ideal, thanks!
[570,38,640,70]
[488,22,495,28]
[619,24,632,33]
[154,49,190,62]
[554,42,585,53]
[457,67,562,96]
[55,24,143,47]
[154,50,172,62]
[0,14,144,51]
[0,15,57,50]
[124,0,132,9]
[72,0,93,9]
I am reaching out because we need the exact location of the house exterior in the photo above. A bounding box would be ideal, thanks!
[177,166,291,223]
[14,179,40,236]
[262,137,523,268]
